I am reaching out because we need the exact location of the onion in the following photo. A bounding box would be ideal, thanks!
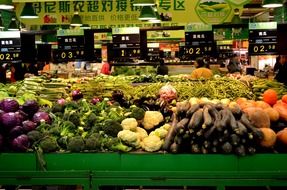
[11,134,30,152]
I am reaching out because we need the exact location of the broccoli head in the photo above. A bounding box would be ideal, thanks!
[39,136,59,153]
[83,112,97,130]
[64,101,79,110]
[104,137,132,152]
[36,123,52,135]
[102,119,123,137]
[63,110,81,126]
[60,121,77,137]
[85,133,102,151]
[67,136,85,152]
[129,107,145,120]
[54,112,64,118]
[48,126,61,136]
[27,130,43,143]
[52,104,65,113]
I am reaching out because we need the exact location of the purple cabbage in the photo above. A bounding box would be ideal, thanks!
[21,100,39,117]
[1,112,23,130]
[9,126,24,138]
[0,98,19,112]
[22,120,37,132]
[57,98,66,105]
[0,134,3,150]
[91,97,102,105]
[32,111,51,125]
[71,89,83,101]
[11,134,29,152]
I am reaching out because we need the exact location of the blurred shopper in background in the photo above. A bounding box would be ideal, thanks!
[157,59,169,75]
[190,57,213,79]
[274,55,287,85]
[227,54,242,73]
[100,61,111,75]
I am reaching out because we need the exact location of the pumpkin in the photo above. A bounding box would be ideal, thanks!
[260,128,277,148]
[263,89,278,106]
[277,128,287,145]
[236,97,247,106]
[244,107,270,128]
[282,95,287,104]
[255,101,271,109]
[264,107,280,122]
[273,101,287,122]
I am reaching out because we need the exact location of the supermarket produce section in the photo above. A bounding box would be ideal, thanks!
[1,75,287,189]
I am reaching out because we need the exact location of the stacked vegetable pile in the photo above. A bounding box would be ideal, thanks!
[0,98,51,152]
[162,99,264,156]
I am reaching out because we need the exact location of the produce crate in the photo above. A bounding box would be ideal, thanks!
[1,153,287,190]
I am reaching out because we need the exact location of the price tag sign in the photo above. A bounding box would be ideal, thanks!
[56,29,85,62]
[0,31,21,63]
[112,27,140,61]
[182,30,215,59]
[248,22,278,55]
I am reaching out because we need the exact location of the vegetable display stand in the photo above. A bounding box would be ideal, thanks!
[0,153,91,190]
[1,153,287,190]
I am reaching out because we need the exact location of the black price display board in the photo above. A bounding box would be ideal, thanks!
[248,22,278,55]
[55,30,85,62]
[181,30,215,59]
[0,31,21,63]
[216,41,234,59]
[112,27,140,62]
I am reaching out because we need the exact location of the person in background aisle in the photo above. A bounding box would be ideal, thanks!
[13,62,27,81]
[190,57,213,79]
[100,61,111,75]
[273,55,281,74]
[274,55,287,85]
[227,54,242,73]
[0,64,7,84]
[157,59,169,75]
[27,63,39,76]
[42,61,51,73]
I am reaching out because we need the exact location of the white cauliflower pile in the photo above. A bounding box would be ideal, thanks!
[141,124,171,152]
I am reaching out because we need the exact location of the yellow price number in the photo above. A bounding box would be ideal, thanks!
[121,49,125,57]
[253,45,265,53]
[186,47,201,55]
[0,53,19,61]
[60,51,73,59]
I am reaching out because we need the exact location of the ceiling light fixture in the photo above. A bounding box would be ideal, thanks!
[231,8,243,24]
[8,17,19,31]
[70,12,83,26]
[0,14,4,29]
[262,0,283,8]
[0,0,14,10]
[20,3,38,19]
[148,7,161,23]
[138,6,157,21]
[133,0,155,6]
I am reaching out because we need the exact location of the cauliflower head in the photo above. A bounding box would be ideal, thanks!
[117,130,141,149]
[141,135,163,152]
[150,128,168,139]
[121,118,138,131]
[136,127,148,141]
[142,111,164,130]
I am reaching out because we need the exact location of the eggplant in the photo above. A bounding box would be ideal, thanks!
[221,142,233,154]
[188,109,203,129]
[202,106,213,129]
[162,113,178,151]
[186,104,200,118]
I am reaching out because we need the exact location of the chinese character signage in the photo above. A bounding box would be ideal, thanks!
[15,0,248,28]
[248,22,278,56]
[0,31,21,63]
[54,29,85,62]
[112,27,140,62]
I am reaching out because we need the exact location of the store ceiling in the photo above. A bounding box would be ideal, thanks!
[241,0,274,21]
